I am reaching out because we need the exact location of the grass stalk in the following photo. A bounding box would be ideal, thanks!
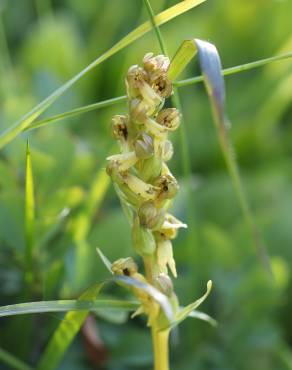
[24,51,292,134]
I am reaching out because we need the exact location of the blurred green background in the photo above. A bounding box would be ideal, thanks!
[1,0,292,369]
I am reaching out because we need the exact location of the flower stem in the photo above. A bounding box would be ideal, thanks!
[152,328,170,370]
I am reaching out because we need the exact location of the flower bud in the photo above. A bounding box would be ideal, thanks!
[111,115,128,141]
[138,201,165,230]
[154,174,179,200]
[154,273,174,297]
[111,257,138,276]
[134,133,154,159]
[132,216,156,256]
[126,65,148,98]
[156,108,180,131]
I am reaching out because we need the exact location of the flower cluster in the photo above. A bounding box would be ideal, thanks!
[106,53,187,323]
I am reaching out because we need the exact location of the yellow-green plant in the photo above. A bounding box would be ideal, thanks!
[105,52,212,370]
[2,1,289,369]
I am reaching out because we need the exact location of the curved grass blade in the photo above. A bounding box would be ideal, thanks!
[26,95,127,131]
[24,52,292,131]
[0,347,33,370]
[114,275,174,323]
[168,39,272,275]
[172,280,212,328]
[37,282,104,370]
[0,0,206,148]
[25,141,35,285]
[175,50,292,87]
[187,309,217,327]
[0,298,138,318]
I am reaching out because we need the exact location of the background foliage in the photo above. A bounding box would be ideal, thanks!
[1,0,292,369]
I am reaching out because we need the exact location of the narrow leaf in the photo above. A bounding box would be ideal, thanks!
[23,52,292,130]
[0,347,33,370]
[173,280,212,327]
[187,309,217,327]
[0,0,206,148]
[96,247,113,274]
[37,283,104,370]
[0,298,139,318]
[25,141,35,284]
[168,39,272,275]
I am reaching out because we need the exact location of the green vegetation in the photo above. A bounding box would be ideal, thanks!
[0,1,292,370]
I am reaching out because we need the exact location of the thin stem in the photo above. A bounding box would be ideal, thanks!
[175,50,292,87]
[143,256,154,284]
[143,0,167,54]
[152,328,170,370]
[25,51,292,132]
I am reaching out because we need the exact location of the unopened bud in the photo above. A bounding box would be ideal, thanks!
[138,201,165,230]
[154,273,174,297]
[132,216,156,256]
[134,133,154,159]
[156,108,180,131]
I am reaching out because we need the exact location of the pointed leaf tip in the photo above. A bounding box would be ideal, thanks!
[96,247,113,274]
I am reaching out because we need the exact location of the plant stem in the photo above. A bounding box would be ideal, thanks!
[143,256,154,284]
[152,328,170,370]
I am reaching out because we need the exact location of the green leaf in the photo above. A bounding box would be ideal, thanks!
[187,309,217,327]
[173,280,212,327]
[168,38,272,275]
[0,0,206,148]
[0,347,33,370]
[0,298,139,318]
[37,282,104,370]
[25,141,35,285]
[96,247,113,274]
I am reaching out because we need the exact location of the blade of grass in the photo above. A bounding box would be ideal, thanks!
[0,347,33,370]
[168,39,272,275]
[25,141,35,286]
[24,51,292,135]
[25,95,127,131]
[0,298,138,317]
[175,50,292,87]
[37,282,104,370]
[0,0,206,148]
